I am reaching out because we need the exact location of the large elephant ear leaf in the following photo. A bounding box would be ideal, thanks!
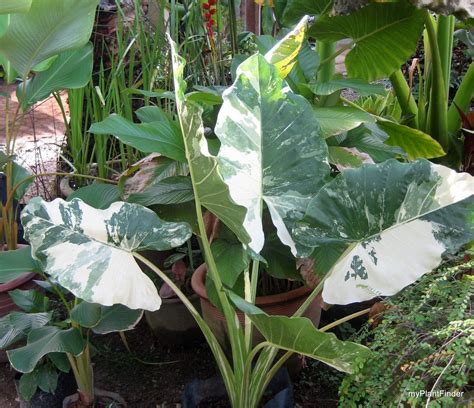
[0,0,99,76]
[215,53,329,255]
[294,160,474,305]
[309,3,425,81]
[228,292,370,373]
[168,34,250,245]
[264,15,308,78]
[21,197,192,311]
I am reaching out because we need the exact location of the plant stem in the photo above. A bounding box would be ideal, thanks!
[437,15,454,98]
[133,252,236,400]
[228,0,239,57]
[447,63,474,134]
[389,70,419,128]
[244,259,260,352]
[319,308,371,332]
[318,42,352,70]
[424,10,449,150]
[317,41,337,106]
[317,41,336,83]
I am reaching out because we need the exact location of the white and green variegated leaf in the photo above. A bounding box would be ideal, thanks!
[71,301,143,334]
[18,43,93,108]
[229,292,370,373]
[0,312,50,350]
[294,160,474,305]
[168,35,250,245]
[309,3,425,81]
[21,197,192,311]
[0,0,99,76]
[7,326,85,373]
[264,16,308,78]
[216,54,329,254]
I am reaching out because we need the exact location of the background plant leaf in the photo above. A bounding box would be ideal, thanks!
[0,0,99,76]
[309,3,425,81]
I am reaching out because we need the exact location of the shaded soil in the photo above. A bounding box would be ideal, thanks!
[0,305,367,407]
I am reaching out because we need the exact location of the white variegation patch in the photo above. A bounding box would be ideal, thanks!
[22,198,192,311]
[323,219,445,304]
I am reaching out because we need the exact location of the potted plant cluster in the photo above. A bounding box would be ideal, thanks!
[0,0,99,366]
[0,0,473,406]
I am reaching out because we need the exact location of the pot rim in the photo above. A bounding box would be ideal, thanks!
[158,292,200,305]
[0,244,37,293]
[191,263,311,307]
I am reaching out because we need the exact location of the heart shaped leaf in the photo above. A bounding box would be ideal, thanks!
[294,160,474,304]
[22,198,192,311]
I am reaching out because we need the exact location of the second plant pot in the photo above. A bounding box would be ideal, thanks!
[145,294,203,347]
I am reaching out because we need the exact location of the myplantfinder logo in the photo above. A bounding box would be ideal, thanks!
[407,390,464,399]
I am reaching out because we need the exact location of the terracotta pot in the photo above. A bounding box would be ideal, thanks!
[0,244,37,363]
[63,389,126,408]
[145,294,203,347]
[191,264,322,347]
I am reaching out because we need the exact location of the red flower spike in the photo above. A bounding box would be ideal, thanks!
[208,0,217,5]
[202,3,210,9]
[210,8,216,14]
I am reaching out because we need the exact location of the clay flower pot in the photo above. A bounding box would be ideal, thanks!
[0,244,37,362]
[191,263,322,347]
[145,294,203,347]
[63,389,126,408]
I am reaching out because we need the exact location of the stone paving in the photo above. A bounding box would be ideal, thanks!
[0,83,68,202]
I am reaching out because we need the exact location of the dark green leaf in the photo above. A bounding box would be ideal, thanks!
[0,246,39,283]
[89,115,185,162]
[67,183,120,209]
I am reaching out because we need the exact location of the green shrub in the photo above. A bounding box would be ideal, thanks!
[339,252,473,407]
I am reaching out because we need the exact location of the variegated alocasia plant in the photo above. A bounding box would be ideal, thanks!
[158,34,473,408]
